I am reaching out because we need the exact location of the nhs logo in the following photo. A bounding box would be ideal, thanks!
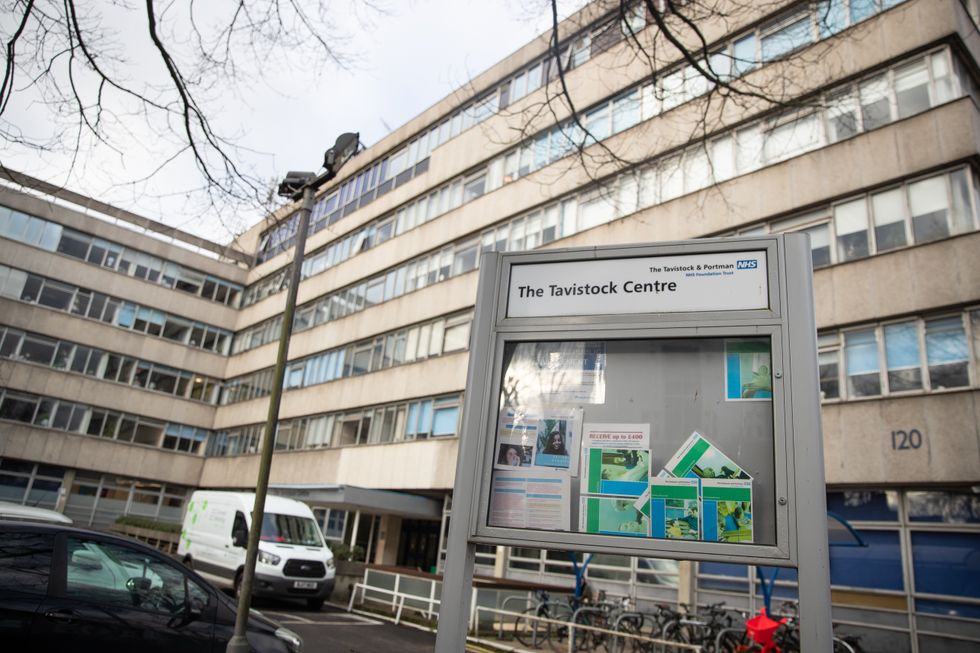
[736,259,758,269]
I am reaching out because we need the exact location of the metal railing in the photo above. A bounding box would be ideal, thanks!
[473,604,703,652]
[347,581,441,624]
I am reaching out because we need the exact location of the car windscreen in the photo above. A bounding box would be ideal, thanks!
[259,513,322,546]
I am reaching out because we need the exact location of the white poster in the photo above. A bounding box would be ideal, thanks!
[507,251,768,317]
[488,469,570,531]
[580,423,651,497]
[582,423,650,449]
[499,341,606,406]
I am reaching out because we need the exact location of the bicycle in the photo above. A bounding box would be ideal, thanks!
[608,602,660,653]
[662,601,739,652]
[513,589,575,651]
[714,602,865,653]
[562,593,660,653]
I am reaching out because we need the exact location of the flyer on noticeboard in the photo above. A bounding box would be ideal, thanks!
[661,431,752,480]
[581,448,650,497]
[580,423,651,497]
[488,469,570,531]
[725,339,772,401]
[494,408,582,472]
[499,342,607,406]
[640,478,701,540]
[579,496,650,537]
[701,478,753,543]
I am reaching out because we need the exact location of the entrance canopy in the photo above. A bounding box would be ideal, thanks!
[270,483,442,520]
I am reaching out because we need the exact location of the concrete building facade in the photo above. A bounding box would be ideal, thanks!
[1,1,979,650]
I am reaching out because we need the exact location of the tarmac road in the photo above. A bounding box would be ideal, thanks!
[259,603,437,653]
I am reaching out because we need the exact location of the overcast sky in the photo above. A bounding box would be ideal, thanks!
[1,0,587,243]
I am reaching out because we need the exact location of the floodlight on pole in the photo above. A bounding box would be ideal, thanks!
[278,171,316,198]
[227,132,359,653]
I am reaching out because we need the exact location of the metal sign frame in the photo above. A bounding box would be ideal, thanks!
[436,235,832,651]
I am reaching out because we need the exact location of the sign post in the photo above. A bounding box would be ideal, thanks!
[435,235,831,652]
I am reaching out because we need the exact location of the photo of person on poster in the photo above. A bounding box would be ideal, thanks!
[543,428,567,455]
[496,444,532,467]
[535,419,571,468]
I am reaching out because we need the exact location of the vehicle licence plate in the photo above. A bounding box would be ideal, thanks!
[293,581,318,589]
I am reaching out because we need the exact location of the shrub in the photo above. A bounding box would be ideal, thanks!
[114,515,182,534]
[327,541,366,562]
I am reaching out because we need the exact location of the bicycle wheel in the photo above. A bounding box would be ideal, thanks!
[613,614,652,653]
[774,624,801,653]
[546,603,574,653]
[715,629,752,653]
[572,611,608,652]
[661,622,693,653]
[515,606,551,649]
[832,637,856,653]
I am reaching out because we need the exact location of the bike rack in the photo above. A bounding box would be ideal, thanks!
[715,627,745,652]
[473,605,703,652]
[609,611,649,653]
[498,594,536,640]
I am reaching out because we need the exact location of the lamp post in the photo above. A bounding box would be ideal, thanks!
[227,133,359,653]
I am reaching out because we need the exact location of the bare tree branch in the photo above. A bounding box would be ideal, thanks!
[0,0,381,240]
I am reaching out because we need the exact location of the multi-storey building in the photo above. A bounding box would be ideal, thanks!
[1,1,978,649]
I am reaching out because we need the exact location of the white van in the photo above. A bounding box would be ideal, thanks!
[177,491,335,609]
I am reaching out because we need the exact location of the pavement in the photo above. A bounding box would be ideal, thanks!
[260,604,438,653]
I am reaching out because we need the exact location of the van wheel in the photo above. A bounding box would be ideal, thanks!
[233,570,243,602]
[306,598,324,611]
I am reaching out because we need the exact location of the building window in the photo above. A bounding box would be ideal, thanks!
[432,398,460,437]
[760,10,813,62]
[818,349,840,400]
[884,322,922,392]
[845,329,881,397]
[834,198,870,262]
[924,317,970,389]
[759,165,977,269]
[820,311,975,402]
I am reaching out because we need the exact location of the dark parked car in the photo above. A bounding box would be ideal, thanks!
[0,520,302,653]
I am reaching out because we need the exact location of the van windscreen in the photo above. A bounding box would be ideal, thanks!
[260,513,322,546]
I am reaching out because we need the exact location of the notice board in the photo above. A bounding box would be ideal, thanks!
[456,236,824,566]
[438,235,832,653]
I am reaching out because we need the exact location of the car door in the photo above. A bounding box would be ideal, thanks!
[0,529,55,649]
[34,533,216,653]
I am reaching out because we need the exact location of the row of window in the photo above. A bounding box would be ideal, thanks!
[699,488,980,633]
[234,228,482,353]
[818,309,979,401]
[250,3,657,264]
[246,165,476,307]
[732,166,977,269]
[284,0,909,267]
[223,312,471,405]
[0,264,232,354]
[0,458,65,510]
[499,547,679,587]
[0,205,243,306]
[311,506,347,541]
[468,488,980,642]
[65,469,189,528]
[0,388,210,454]
[233,47,968,353]
[502,46,955,193]
[243,0,918,305]
[205,394,462,457]
[256,152,433,265]
[0,325,221,404]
